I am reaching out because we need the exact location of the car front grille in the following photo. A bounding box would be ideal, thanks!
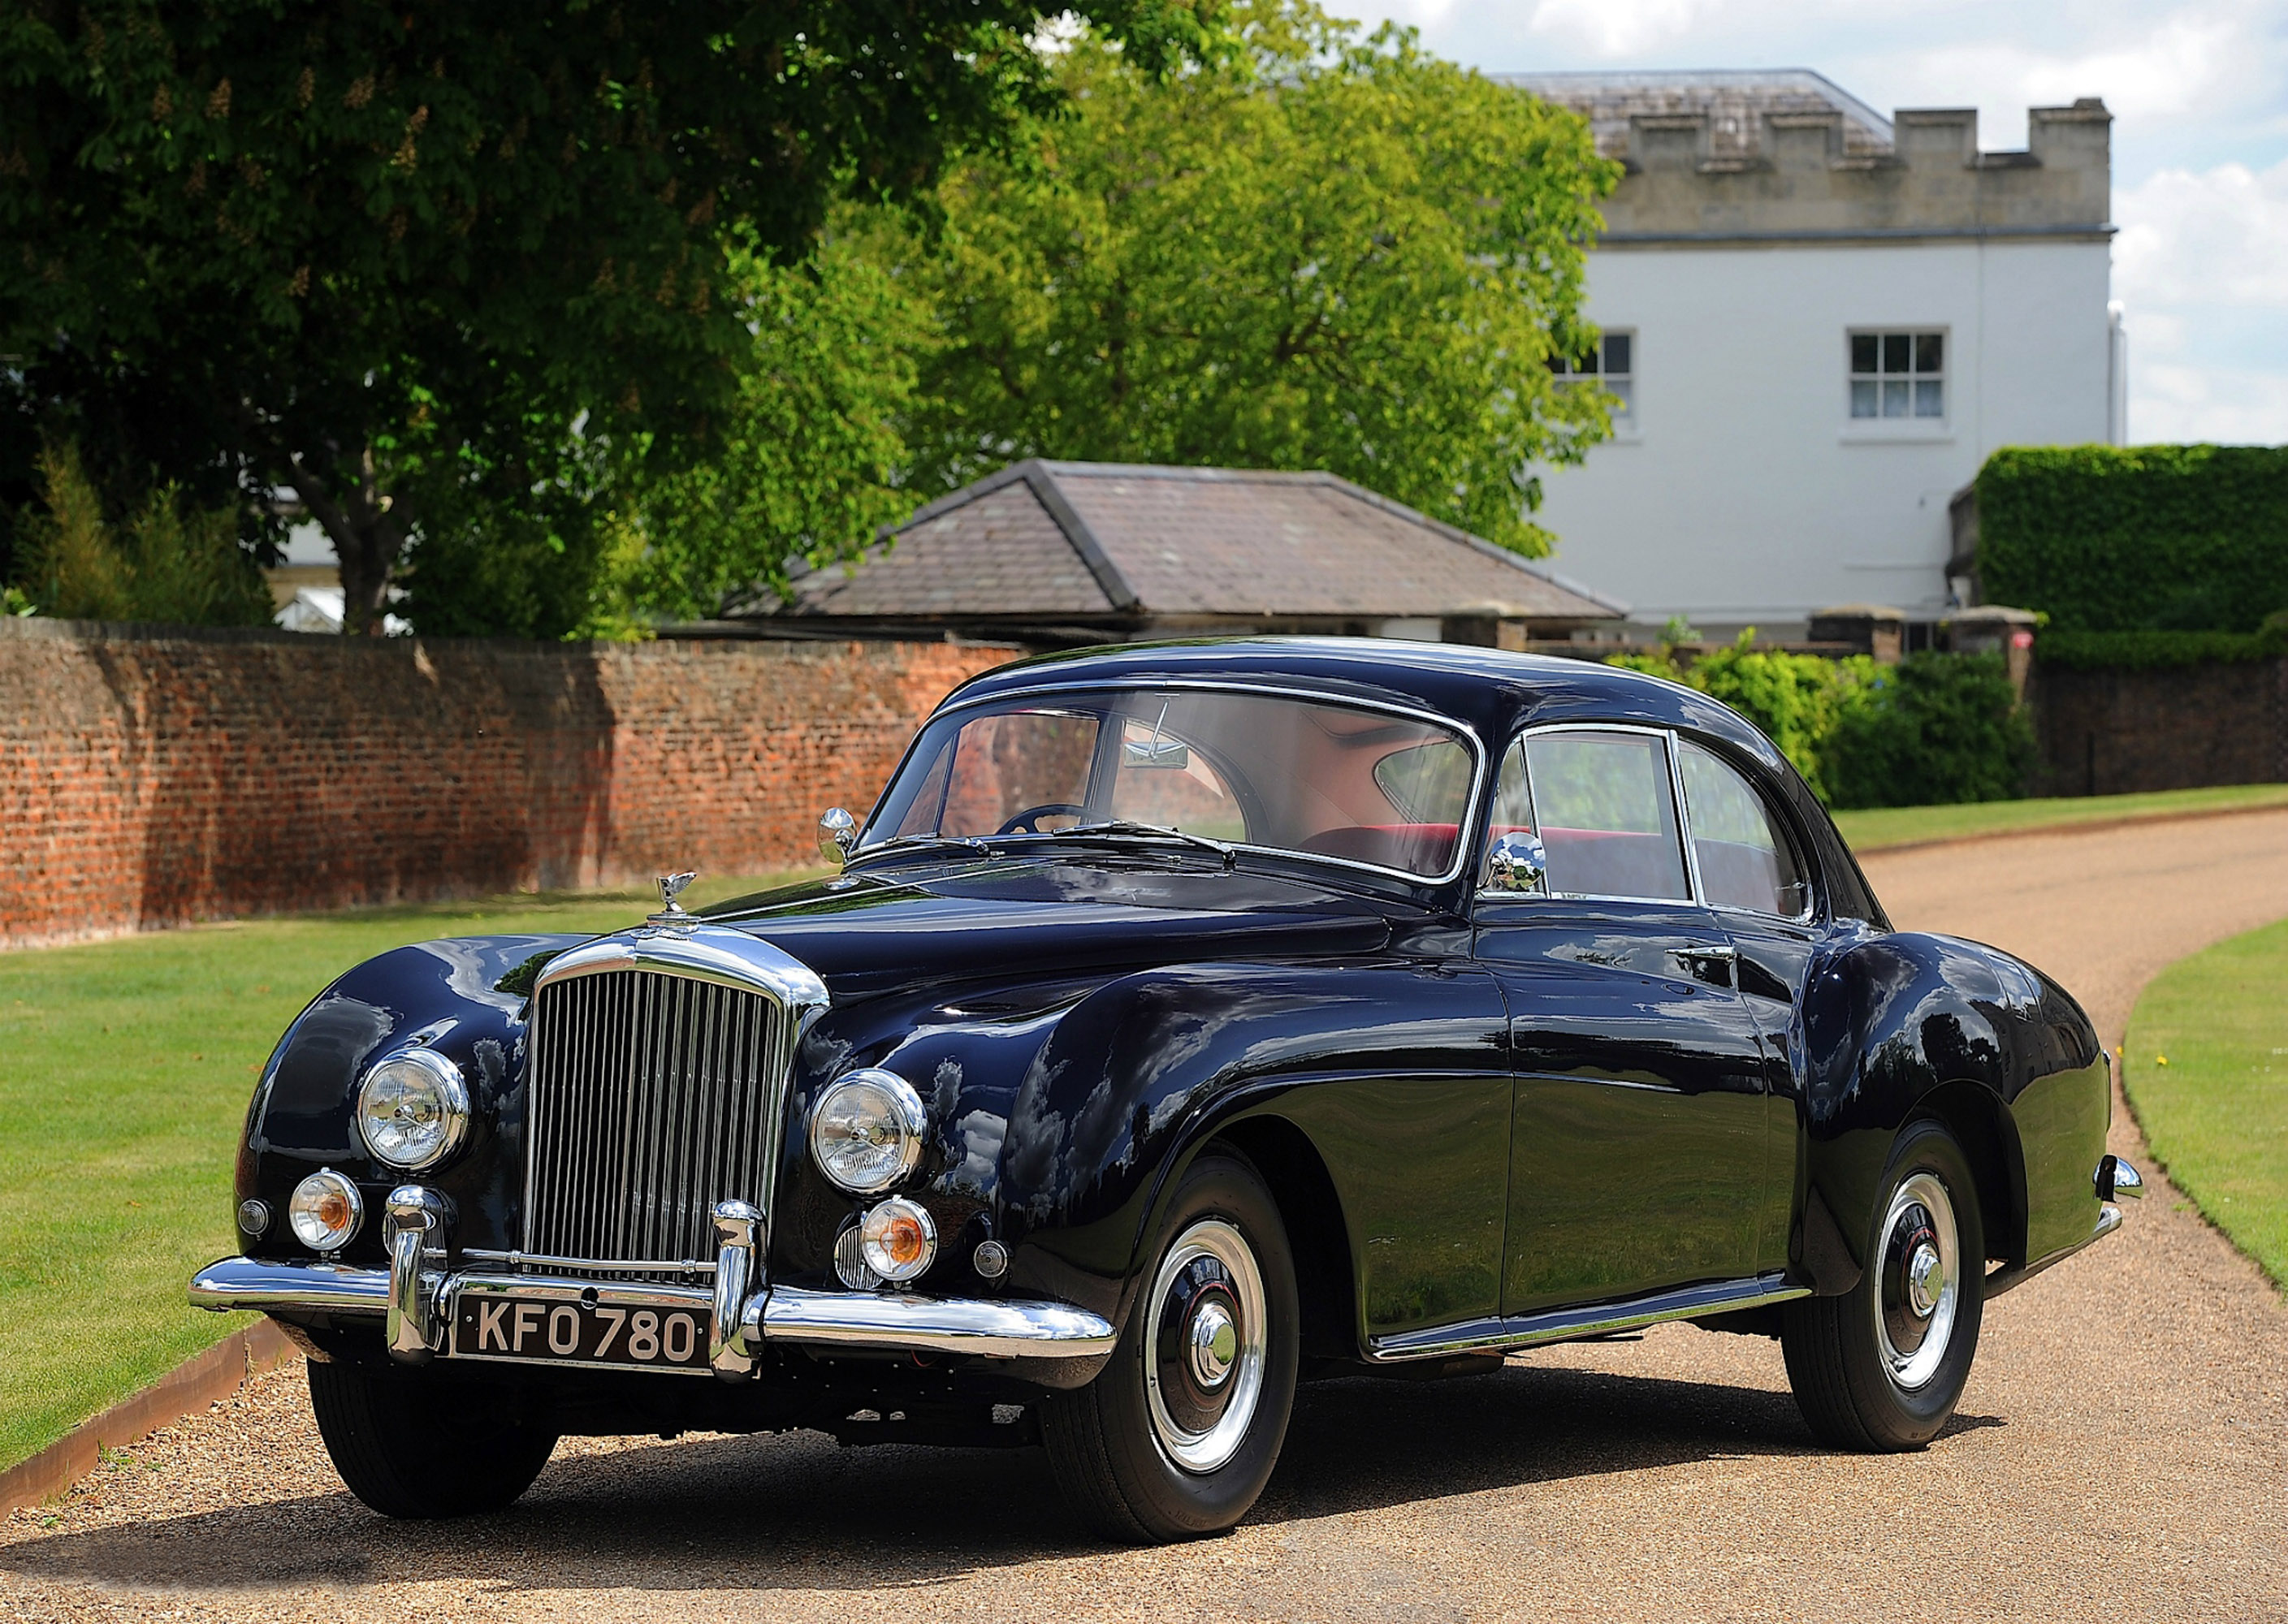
[522,967,794,1278]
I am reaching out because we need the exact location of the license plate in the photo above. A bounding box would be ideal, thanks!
[452,1295,711,1371]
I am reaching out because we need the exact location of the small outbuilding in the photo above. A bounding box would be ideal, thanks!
[721,459,1625,648]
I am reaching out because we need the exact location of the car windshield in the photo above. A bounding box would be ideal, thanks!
[863,687,1477,879]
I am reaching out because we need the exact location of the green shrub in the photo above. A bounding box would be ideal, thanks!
[1609,633,1878,803]
[1824,652,2035,810]
[1611,639,2035,810]
[1977,445,2288,633]
[11,443,273,627]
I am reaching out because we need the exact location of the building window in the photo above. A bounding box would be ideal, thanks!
[1850,331,1944,419]
[1550,330,1634,425]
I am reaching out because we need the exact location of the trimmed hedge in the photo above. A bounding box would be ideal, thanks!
[1977,445,2288,633]
[2038,627,2286,671]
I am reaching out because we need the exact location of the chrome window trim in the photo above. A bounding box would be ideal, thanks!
[1474,722,1697,907]
[1474,720,1821,925]
[858,678,1490,890]
[1671,732,1821,926]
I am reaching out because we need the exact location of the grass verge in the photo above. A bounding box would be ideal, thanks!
[2122,916,2288,1293]
[0,871,811,1474]
[1831,783,2288,853]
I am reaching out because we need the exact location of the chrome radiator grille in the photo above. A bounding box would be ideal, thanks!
[523,969,793,1274]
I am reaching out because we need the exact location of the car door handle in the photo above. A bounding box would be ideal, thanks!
[1672,945,1737,985]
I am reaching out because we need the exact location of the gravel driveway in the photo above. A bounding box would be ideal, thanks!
[8,811,2287,1622]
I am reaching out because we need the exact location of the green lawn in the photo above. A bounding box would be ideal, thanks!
[0,871,811,1474]
[1831,783,2288,853]
[2122,918,2288,1293]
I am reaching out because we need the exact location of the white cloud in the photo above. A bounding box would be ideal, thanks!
[2117,157,2288,309]
[2131,361,2288,443]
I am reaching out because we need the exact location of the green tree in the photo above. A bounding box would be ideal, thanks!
[889,3,1620,553]
[0,0,1225,633]
[12,440,273,625]
[581,232,935,628]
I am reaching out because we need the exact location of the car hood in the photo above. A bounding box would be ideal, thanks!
[699,857,1395,999]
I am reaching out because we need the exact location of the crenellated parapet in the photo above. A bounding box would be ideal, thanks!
[1494,71,2111,242]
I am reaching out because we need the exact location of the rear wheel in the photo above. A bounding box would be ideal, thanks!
[308,1358,558,1518]
[1040,1150,1300,1542]
[1782,1120,1986,1450]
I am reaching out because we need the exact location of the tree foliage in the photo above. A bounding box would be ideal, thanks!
[0,0,1226,631]
[588,235,934,627]
[1977,444,2288,633]
[886,4,1620,553]
[11,440,272,624]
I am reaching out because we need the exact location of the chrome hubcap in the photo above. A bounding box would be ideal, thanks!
[1875,1171,1960,1392]
[1187,1300,1239,1388]
[1905,1241,1944,1318]
[1144,1219,1267,1475]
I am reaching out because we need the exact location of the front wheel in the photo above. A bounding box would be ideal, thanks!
[308,1358,558,1518]
[1040,1149,1300,1542]
[1782,1119,1986,1450]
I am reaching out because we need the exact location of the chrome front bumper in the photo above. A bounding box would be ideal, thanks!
[188,1255,1115,1370]
[190,1192,1114,1380]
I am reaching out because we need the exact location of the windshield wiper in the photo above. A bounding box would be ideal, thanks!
[845,832,996,866]
[1048,820,1236,866]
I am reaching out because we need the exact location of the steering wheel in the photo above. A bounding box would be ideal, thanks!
[997,802,1087,836]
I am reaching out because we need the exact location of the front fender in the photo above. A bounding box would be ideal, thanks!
[995,957,1496,1334]
[238,935,587,1264]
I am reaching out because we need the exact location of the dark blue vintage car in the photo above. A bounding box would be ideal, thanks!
[192,639,2139,1541]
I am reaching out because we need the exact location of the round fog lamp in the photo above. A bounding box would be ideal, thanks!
[356,1047,470,1171]
[288,1168,363,1253]
[859,1198,938,1283]
[810,1069,928,1194]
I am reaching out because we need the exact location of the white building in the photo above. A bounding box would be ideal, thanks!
[1496,71,2123,641]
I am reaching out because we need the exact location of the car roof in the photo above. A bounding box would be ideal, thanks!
[947,636,1784,769]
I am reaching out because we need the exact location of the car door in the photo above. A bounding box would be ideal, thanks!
[1472,725,1778,1315]
[1673,736,1832,1280]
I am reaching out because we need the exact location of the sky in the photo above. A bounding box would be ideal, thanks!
[1343,0,2288,445]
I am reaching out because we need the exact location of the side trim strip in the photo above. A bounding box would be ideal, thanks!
[1984,1203,2121,1300]
[1366,1273,1809,1363]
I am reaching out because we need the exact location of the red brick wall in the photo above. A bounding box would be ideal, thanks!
[2031,655,2287,797]
[0,620,1014,948]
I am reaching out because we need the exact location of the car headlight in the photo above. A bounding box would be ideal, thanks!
[288,1168,363,1252]
[810,1069,928,1194]
[355,1047,470,1171]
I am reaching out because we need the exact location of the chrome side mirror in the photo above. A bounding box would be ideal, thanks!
[1482,831,1548,895]
[818,806,858,868]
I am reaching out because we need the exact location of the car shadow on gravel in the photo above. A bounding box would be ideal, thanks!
[0,1362,2003,1596]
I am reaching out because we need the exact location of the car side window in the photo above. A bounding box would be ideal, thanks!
[1677,740,1811,918]
[1506,729,1692,902]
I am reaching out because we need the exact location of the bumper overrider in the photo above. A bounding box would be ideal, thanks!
[189,1188,1115,1380]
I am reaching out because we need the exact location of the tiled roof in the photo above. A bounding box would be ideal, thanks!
[1494,69,1897,166]
[781,461,1625,624]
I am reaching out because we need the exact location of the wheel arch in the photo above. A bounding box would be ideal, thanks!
[1905,1079,2028,1270]
[1206,1115,1359,1366]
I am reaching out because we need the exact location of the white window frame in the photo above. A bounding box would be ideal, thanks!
[1845,328,1948,438]
[1549,330,1637,437]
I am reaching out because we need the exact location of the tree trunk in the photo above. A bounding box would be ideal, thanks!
[292,446,406,636]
